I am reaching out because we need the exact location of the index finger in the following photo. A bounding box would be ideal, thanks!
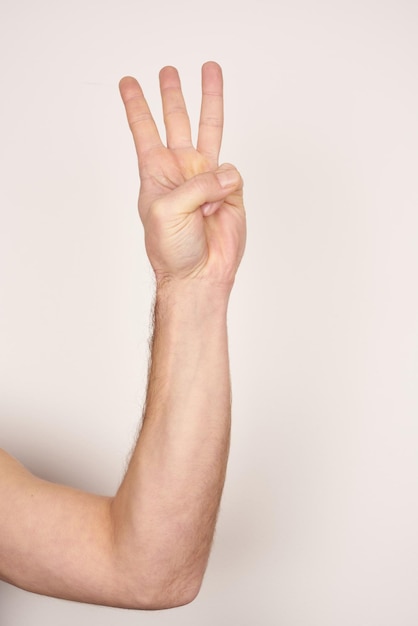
[196,62,224,167]
[119,76,163,163]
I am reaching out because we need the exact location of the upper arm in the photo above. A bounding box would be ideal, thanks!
[0,449,134,607]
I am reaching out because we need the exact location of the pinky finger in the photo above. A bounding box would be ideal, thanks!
[201,200,224,217]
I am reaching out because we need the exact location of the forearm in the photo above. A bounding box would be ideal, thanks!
[110,280,232,608]
[0,282,232,610]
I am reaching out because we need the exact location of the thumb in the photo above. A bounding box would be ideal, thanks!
[151,164,242,217]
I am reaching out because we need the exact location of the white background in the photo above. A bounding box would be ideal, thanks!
[1,0,417,624]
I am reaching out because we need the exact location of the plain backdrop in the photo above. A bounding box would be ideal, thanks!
[1,0,417,624]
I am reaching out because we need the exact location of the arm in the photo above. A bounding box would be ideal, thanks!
[0,62,246,609]
[110,280,232,608]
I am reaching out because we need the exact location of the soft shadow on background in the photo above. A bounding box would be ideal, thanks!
[1,1,417,624]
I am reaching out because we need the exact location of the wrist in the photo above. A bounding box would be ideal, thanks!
[155,275,233,306]
[154,277,231,327]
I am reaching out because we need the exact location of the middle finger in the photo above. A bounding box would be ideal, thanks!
[159,66,193,150]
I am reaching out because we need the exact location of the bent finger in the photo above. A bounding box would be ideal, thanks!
[151,164,242,217]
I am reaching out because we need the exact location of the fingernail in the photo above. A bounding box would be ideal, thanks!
[201,202,213,216]
[216,168,239,189]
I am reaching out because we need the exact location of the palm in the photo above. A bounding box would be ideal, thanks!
[120,63,245,284]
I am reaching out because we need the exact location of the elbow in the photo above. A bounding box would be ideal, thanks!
[108,505,207,609]
[114,569,204,611]
[129,576,203,611]
[144,583,201,611]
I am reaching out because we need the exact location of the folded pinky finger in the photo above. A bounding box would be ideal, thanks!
[201,200,224,217]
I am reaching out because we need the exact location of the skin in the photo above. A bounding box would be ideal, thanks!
[0,61,246,610]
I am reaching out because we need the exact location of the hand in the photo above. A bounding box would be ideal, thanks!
[119,62,246,289]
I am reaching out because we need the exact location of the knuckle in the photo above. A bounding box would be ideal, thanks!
[129,111,152,129]
[199,115,223,128]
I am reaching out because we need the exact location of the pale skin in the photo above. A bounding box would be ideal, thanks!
[0,62,246,610]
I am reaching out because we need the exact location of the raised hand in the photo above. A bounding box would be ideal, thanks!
[119,62,246,289]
